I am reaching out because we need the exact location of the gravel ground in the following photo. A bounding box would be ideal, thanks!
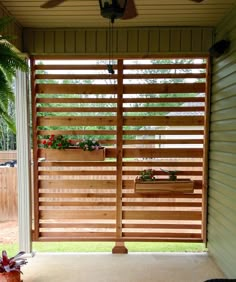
[0,221,18,244]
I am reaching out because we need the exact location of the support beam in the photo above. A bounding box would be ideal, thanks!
[15,70,32,252]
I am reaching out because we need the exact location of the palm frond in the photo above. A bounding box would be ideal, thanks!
[0,70,15,105]
[0,16,28,133]
[0,106,16,133]
[0,17,13,32]
[0,42,28,82]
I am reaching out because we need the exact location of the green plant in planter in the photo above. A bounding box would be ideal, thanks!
[161,168,177,181]
[138,169,157,181]
[76,138,102,151]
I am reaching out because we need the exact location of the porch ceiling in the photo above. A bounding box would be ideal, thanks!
[0,0,235,29]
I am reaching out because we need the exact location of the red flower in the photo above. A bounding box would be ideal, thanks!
[42,140,47,145]
[49,135,55,141]
[58,143,62,147]
[47,141,52,146]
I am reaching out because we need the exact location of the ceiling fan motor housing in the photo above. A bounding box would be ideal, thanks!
[99,0,128,22]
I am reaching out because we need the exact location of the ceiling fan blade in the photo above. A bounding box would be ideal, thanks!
[122,0,138,20]
[41,0,67,8]
[190,0,204,2]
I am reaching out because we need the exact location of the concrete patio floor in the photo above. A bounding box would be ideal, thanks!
[22,252,225,282]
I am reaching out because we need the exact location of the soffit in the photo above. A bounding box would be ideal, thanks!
[0,0,235,28]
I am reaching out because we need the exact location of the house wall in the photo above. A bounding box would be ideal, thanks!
[0,5,23,51]
[208,5,236,278]
[23,27,213,56]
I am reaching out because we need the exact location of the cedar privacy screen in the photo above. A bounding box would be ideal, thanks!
[31,57,209,244]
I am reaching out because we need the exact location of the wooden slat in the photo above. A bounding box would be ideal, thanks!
[122,223,201,229]
[39,180,115,189]
[123,63,206,70]
[123,116,204,126]
[39,193,116,198]
[123,161,203,167]
[123,148,203,158]
[39,161,116,167]
[36,84,117,94]
[37,116,116,126]
[123,83,205,94]
[39,202,116,207]
[122,202,201,207]
[40,223,116,228]
[40,210,116,220]
[123,193,202,199]
[39,170,116,176]
[123,171,202,176]
[123,211,202,220]
[122,232,201,238]
[39,232,116,238]
[36,237,202,243]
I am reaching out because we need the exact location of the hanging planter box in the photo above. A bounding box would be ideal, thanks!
[134,179,194,193]
[40,148,105,161]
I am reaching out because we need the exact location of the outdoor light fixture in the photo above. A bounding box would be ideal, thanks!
[99,0,137,74]
[99,0,127,75]
[99,0,128,23]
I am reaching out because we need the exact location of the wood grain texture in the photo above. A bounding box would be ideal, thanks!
[32,57,207,244]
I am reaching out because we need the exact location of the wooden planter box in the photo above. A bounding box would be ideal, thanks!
[40,148,105,161]
[134,179,194,193]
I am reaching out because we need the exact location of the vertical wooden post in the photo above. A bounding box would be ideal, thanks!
[202,55,211,245]
[112,59,128,254]
[30,57,40,240]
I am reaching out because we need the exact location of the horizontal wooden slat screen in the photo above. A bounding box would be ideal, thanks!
[121,58,206,243]
[32,57,207,245]
[32,58,118,241]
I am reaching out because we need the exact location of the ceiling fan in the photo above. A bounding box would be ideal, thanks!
[41,0,138,22]
[41,0,204,21]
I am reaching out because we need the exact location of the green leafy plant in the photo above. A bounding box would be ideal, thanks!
[77,138,102,151]
[0,250,27,273]
[42,134,73,150]
[160,168,177,181]
[0,17,28,133]
[138,169,157,181]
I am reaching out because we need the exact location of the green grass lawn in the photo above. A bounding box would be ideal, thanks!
[0,242,207,257]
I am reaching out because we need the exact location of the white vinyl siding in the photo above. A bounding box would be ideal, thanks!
[208,5,236,278]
